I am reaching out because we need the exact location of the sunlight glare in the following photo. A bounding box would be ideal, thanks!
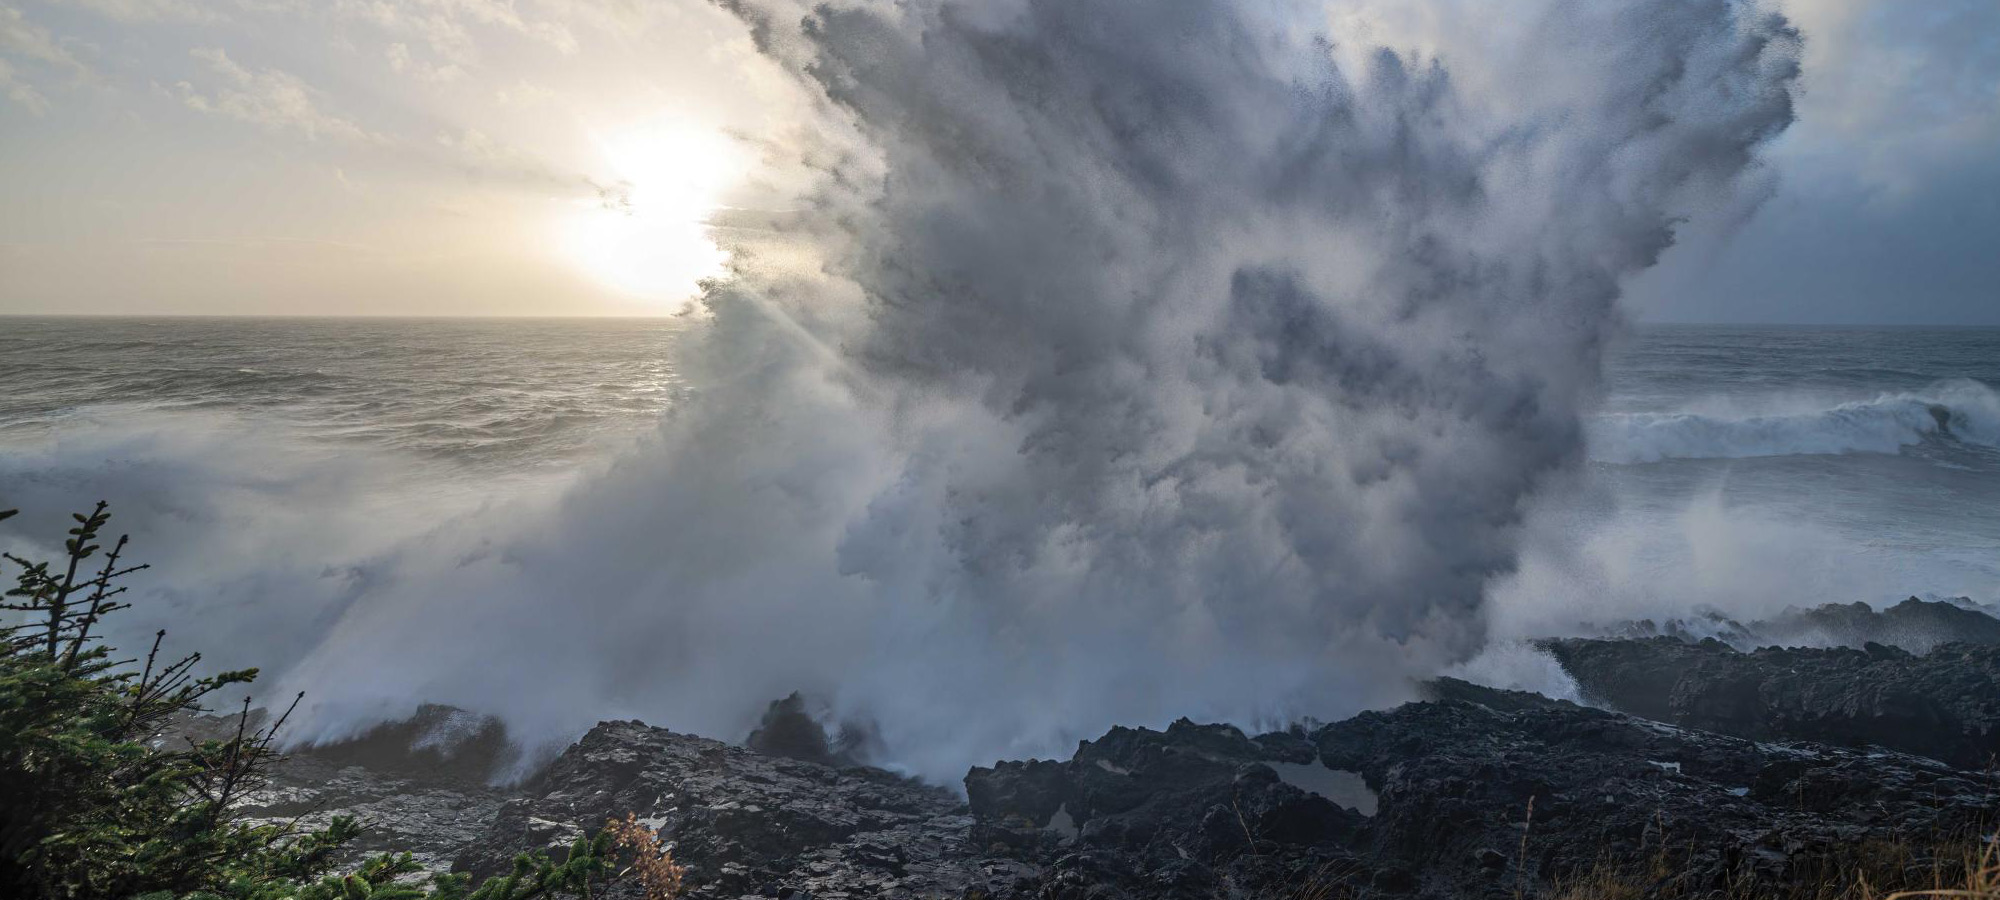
[563,119,743,308]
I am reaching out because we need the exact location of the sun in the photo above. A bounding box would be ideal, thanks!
[563,119,744,308]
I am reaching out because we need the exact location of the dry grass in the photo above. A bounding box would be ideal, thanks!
[1881,839,2000,900]
[1544,833,2000,900]
[1272,804,2000,900]
[1263,834,1997,900]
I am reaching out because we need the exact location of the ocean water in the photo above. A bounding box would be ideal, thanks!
[0,317,687,472]
[1,317,1996,657]
[1492,325,2000,639]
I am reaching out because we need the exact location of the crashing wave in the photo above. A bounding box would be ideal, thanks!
[1589,379,2000,463]
[0,0,1805,784]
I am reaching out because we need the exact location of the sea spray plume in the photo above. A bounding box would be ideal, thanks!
[272,0,1800,782]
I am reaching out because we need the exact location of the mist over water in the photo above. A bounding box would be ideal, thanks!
[0,0,1807,781]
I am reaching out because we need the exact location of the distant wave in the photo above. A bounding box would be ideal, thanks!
[1590,379,2000,463]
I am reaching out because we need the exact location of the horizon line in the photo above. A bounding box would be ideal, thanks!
[3,312,1997,328]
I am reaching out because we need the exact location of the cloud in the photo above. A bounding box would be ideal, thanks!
[526,0,694,37]
[1622,0,2000,324]
[327,0,578,75]
[492,77,553,107]
[37,0,225,24]
[0,56,48,113]
[177,47,379,143]
[1777,0,2000,195]
[431,126,577,186]
[385,40,463,84]
[1,5,87,74]
[0,3,88,113]
[169,44,591,194]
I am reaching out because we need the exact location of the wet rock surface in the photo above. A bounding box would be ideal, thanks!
[425,681,1997,899]
[1545,636,2000,768]
[964,716,1372,899]
[451,721,1017,899]
[1760,598,2000,652]
[1599,597,2000,654]
[743,692,882,769]
[1309,683,2000,897]
[230,620,2000,898]
[173,705,515,870]
[234,752,509,872]
[962,681,2000,899]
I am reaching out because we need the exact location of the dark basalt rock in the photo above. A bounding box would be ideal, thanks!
[744,693,843,766]
[1419,675,1570,712]
[964,718,1370,899]
[996,684,2000,898]
[220,651,2000,900]
[1601,597,2000,654]
[451,720,1018,899]
[1310,683,2000,897]
[169,705,516,870]
[1545,636,2000,768]
[1760,598,2000,653]
[438,682,2000,899]
[743,692,882,769]
[292,704,518,783]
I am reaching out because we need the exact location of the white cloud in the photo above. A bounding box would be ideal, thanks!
[386,40,463,83]
[527,0,686,37]
[38,0,223,24]
[431,125,586,191]
[169,44,590,191]
[328,0,578,73]
[492,77,553,107]
[177,46,379,143]
[333,1,476,64]
[0,3,88,113]
[1,5,87,74]
[435,126,532,169]
[0,56,49,113]
[1777,0,2000,195]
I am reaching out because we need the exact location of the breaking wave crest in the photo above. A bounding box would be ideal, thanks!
[1590,379,2000,463]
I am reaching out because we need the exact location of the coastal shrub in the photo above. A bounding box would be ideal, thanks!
[0,502,675,900]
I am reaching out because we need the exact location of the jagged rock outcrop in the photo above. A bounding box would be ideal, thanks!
[174,705,516,869]
[1601,597,2000,653]
[436,682,1999,899]
[1762,598,2000,652]
[1314,684,1999,896]
[451,721,1029,899]
[1545,637,2000,768]
[962,681,2000,898]
[743,692,881,768]
[216,619,2000,899]
[965,717,1372,898]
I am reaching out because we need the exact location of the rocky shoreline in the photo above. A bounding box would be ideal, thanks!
[227,599,2000,899]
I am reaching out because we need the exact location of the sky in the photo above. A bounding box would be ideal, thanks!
[0,0,1994,322]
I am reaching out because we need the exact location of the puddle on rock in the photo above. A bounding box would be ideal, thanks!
[1265,761,1378,816]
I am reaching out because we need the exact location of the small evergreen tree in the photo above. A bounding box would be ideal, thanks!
[0,503,660,900]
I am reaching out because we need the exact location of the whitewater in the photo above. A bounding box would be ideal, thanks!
[1592,380,2000,464]
[12,0,1985,783]
[6,322,1999,778]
